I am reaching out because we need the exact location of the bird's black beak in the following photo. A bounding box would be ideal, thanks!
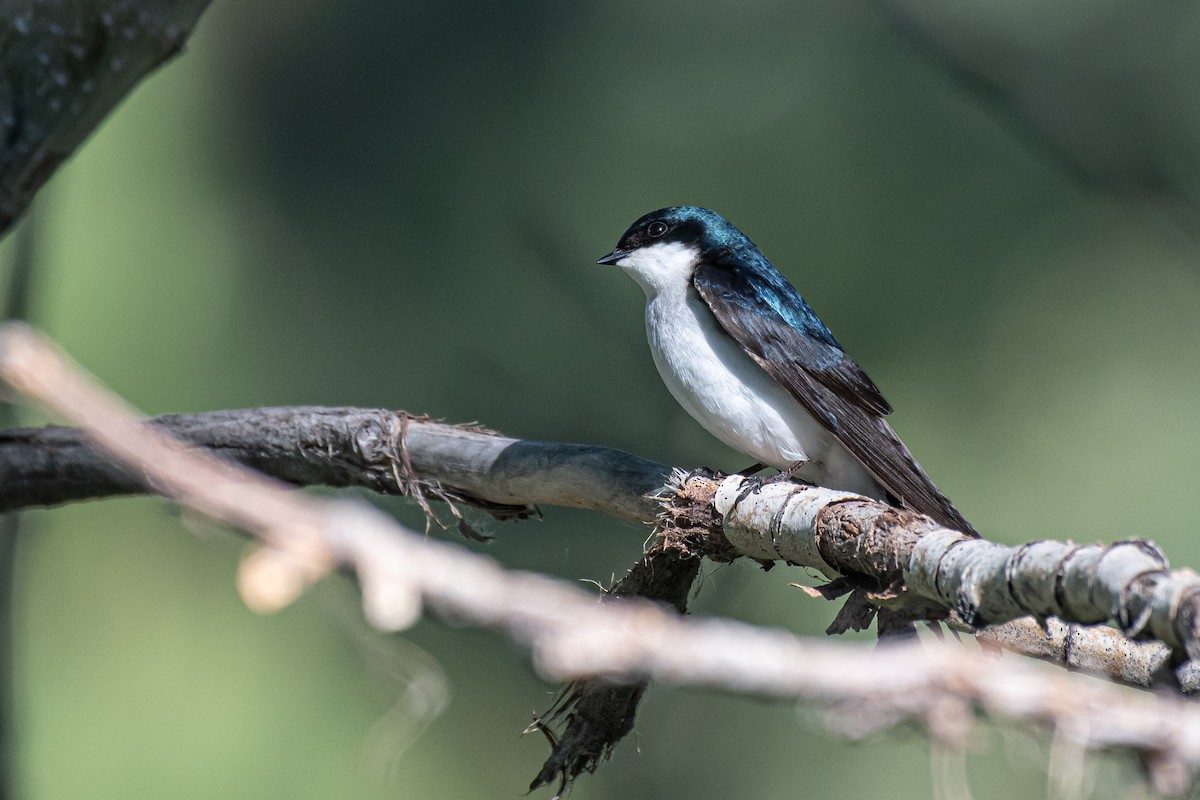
[596,249,627,266]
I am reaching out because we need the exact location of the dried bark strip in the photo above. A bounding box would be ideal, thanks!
[528,541,701,796]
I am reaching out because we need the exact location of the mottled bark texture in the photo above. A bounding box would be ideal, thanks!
[711,475,1197,680]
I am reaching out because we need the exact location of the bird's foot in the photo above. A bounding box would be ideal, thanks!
[756,460,811,485]
[778,459,808,479]
[732,461,812,505]
[736,460,807,482]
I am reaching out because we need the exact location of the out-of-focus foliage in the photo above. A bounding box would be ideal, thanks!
[2,1,1198,797]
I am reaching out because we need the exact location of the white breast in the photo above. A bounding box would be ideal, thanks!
[616,240,884,498]
[644,282,827,469]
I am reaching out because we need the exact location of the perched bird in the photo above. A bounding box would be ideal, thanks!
[598,206,976,536]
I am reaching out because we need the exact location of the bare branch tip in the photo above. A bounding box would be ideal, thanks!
[237,547,315,614]
[0,321,46,389]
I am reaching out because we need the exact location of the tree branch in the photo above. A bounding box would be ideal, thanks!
[710,475,1200,664]
[528,539,701,795]
[0,346,1186,690]
[0,0,213,238]
[0,322,1198,796]
[0,406,668,520]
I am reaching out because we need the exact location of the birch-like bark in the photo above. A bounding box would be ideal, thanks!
[711,475,1200,661]
[0,323,1198,797]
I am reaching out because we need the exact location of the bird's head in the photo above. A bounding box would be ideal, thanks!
[598,206,756,294]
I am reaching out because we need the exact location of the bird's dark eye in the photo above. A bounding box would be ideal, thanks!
[646,221,669,238]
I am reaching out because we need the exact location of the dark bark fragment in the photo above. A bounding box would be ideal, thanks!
[528,541,702,796]
[1,0,213,238]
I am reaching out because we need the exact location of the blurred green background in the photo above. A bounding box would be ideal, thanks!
[3,0,1200,797]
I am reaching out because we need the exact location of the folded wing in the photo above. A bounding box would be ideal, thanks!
[693,255,977,537]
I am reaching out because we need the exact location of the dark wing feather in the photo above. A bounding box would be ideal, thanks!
[693,259,977,537]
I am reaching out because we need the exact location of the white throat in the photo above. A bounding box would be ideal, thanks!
[615,241,700,297]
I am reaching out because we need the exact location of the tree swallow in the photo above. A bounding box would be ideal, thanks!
[598,206,976,537]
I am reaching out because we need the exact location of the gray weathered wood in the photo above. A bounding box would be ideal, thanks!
[0,407,671,521]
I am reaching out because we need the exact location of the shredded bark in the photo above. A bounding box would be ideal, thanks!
[655,469,740,563]
[528,538,702,796]
[386,411,536,537]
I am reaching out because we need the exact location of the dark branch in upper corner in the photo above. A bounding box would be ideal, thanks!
[0,0,213,240]
[0,407,671,521]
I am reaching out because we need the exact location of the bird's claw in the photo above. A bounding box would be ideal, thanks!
[732,461,813,505]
